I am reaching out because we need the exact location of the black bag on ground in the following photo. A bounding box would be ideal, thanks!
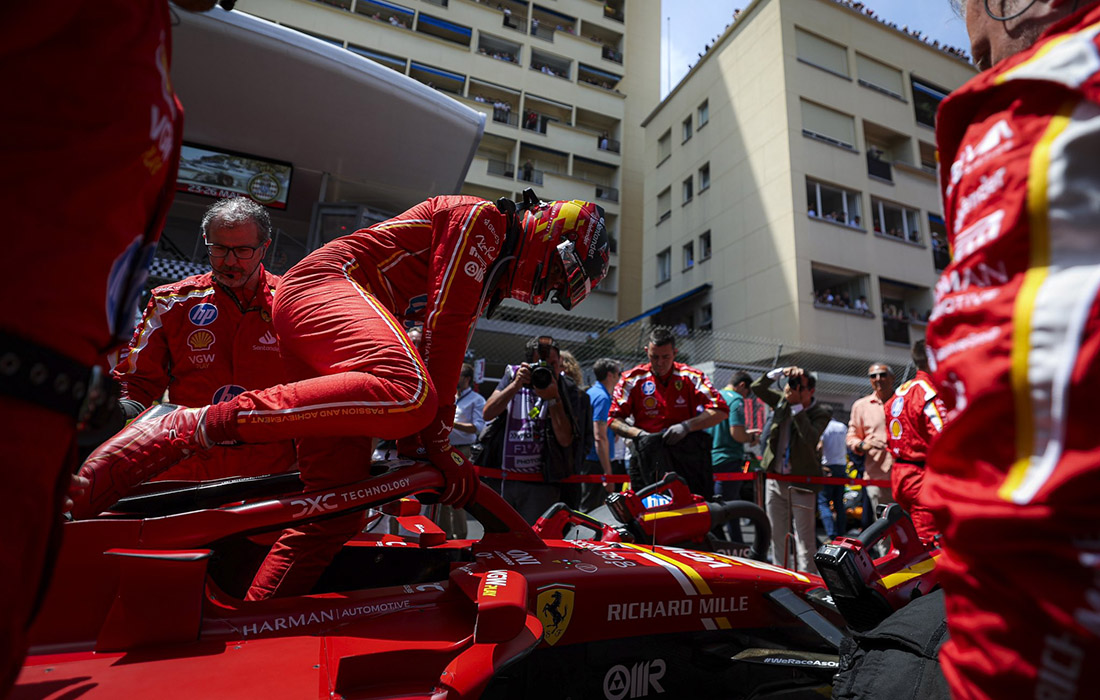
[832,588,950,700]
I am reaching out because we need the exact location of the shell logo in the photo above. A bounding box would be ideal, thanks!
[187,329,216,351]
[889,418,903,439]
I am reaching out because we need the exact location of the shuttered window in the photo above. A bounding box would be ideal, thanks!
[801,100,855,149]
[856,53,904,98]
[795,28,848,77]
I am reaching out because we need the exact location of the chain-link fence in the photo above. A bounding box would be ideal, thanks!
[470,304,917,415]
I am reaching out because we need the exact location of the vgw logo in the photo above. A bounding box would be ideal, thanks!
[189,303,218,326]
[603,659,666,699]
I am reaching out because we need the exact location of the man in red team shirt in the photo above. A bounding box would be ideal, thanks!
[112,196,296,481]
[884,340,945,548]
[76,193,609,600]
[608,328,728,496]
[926,1,1100,697]
[0,0,200,693]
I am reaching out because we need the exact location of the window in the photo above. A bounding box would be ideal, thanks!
[856,53,904,98]
[657,187,671,223]
[699,303,713,332]
[698,162,710,192]
[871,198,923,244]
[806,178,863,228]
[682,176,693,204]
[682,116,693,143]
[801,99,856,150]
[795,27,849,77]
[699,230,712,260]
[697,100,709,128]
[657,247,671,285]
[912,77,949,128]
[657,129,671,164]
[811,263,870,315]
[682,242,694,270]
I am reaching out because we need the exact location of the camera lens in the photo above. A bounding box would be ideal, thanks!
[531,365,554,390]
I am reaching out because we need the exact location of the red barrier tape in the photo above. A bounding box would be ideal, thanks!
[472,466,890,489]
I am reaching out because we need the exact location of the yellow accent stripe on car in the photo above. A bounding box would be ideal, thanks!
[621,543,713,595]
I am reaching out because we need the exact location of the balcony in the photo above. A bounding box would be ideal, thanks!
[486,158,515,179]
[867,150,892,183]
[518,162,544,186]
[883,317,910,346]
[595,185,619,203]
[597,135,620,153]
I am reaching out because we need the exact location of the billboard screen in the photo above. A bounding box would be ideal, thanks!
[176,143,293,210]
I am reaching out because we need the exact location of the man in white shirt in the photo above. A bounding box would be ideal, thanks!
[817,418,849,539]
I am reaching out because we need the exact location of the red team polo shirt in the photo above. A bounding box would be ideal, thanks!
[609,361,727,433]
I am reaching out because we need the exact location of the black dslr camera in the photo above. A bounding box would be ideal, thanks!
[528,335,557,390]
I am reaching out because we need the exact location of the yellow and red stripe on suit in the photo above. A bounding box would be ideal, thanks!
[924,6,1100,699]
[609,361,728,434]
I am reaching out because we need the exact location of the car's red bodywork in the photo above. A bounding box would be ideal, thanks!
[16,463,848,699]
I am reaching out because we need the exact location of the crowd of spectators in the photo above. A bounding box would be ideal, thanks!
[475,46,518,63]
[809,207,862,230]
[680,4,971,75]
[813,288,873,315]
[883,303,931,323]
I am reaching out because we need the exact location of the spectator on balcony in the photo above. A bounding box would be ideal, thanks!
[531,17,539,33]
[522,159,534,182]
[599,132,609,150]
[854,295,870,314]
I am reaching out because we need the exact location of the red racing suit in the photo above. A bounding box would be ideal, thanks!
[0,1,183,694]
[113,270,296,480]
[884,370,944,546]
[609,361,727,433]
[924,5,1100,698]
[197,196,507,599]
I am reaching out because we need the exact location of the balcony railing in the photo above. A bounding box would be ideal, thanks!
[595,185,619,203]
[867,152,892,182]
[601,46,623,64]
[933,245,951,271]
[883,317,910,345]
[486,159,515,179]
[597,136,621,153]
[491,109,519,127]
[518,164,544,186]
[530,23,555,41]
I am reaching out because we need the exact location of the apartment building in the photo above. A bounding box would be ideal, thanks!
[233,0,661,322]
[640,0,976,364]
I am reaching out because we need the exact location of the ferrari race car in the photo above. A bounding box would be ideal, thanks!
[17,461,853,700]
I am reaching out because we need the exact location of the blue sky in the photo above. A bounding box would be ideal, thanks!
[661,0,971,96]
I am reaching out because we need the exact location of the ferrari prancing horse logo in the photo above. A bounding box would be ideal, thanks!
[537,585,574,646]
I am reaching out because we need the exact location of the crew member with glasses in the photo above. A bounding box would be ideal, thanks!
[109,196,297,481]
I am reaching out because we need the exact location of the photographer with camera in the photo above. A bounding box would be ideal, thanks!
[482,335,587,523]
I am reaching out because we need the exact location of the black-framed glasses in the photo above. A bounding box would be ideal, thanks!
[869,372,890,379]
[204,237,264,260]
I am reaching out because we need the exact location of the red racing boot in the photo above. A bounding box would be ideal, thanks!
[70,405,213,518]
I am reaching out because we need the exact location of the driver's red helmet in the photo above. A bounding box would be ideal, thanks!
[508,199,609,310]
